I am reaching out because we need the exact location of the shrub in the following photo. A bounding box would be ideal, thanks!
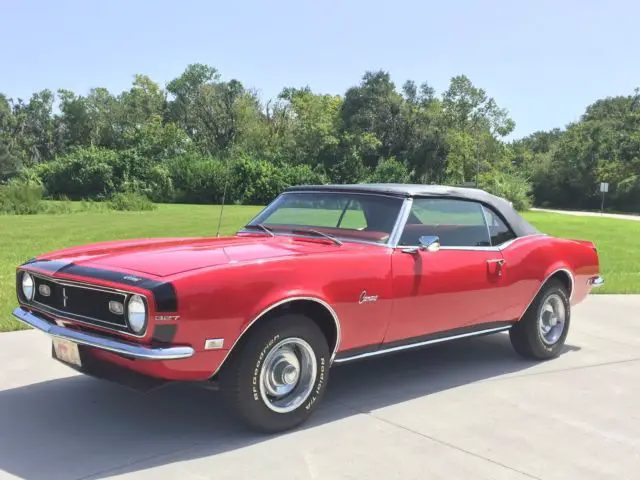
[166,154,229,204]
[366,157,411,183]
[612,175,640,211]
[36,147,117,199]
[146,165,175,202]
[108,192,157,211]
[43,200,75,215]
[481,170,533,211]
[0,180,45,215]
[229,156,286,205]
[280,163,328,187]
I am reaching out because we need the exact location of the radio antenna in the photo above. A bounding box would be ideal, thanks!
[215,156,231,238]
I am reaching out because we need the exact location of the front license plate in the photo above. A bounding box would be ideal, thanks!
[52,338,82,367]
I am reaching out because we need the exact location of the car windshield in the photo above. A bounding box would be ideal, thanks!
[244,192,405,244]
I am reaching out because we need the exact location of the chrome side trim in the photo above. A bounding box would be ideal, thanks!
[395,234,548,252]
[388,198,414,248]
[517,267,575,320]
[12,307,194,360]
[589,275,604,287]
[210,296,342,377]
[333,325,512,364]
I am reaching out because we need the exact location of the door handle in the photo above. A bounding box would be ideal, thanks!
[486,258,506,276]
[486,259,505,266]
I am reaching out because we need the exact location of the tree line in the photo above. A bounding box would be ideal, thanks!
[1,63,639,211]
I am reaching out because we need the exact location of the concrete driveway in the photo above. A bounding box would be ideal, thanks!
[0,295,639,480]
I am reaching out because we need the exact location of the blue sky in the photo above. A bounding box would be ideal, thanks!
[2,0,638,139]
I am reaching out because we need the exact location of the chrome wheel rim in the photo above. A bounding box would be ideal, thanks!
[538,294,566,345]
[259,338,317,413]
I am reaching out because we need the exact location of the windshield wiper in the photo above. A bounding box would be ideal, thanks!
[291,228,343,246]
[244,223,275,237]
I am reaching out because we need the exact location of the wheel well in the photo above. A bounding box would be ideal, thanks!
[259,299,339,354]
[212,298,340,380]
[548,269,573,297]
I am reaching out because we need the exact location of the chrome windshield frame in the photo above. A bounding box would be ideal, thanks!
[239,191,409,248]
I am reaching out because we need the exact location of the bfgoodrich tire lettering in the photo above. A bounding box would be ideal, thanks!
[510,278,571,360]
[220,313,330,433]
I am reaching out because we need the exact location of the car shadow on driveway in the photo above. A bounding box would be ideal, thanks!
[0,333,580,480]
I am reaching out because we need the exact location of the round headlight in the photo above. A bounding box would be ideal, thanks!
[127,295,147,334]
[22,272,34,301]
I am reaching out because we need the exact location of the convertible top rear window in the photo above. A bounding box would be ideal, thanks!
[246,192,404,244]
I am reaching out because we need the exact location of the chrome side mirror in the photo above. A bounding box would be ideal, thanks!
[401,235,440,254]
[419,235,441,252]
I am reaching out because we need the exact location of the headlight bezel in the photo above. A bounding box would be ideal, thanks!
[126,294,148,335]
[21,272,35,301]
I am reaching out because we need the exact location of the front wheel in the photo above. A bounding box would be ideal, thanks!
[219,313,330,433]
[509,279,571,360]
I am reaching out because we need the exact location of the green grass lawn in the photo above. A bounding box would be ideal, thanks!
[1,205,637,332]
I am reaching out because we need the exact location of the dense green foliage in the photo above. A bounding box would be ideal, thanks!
[0,180,45,214]
[1,64,638,211]
[0,179,155,214]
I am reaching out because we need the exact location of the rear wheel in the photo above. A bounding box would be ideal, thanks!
[219,314,330,433]
[510,279,570,360]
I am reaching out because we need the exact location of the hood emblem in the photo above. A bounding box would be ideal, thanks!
[359,291,378,304]
[123,275,142,283]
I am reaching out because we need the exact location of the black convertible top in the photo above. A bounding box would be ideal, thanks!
[284,183,540,238]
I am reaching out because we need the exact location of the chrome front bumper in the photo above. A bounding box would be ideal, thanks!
[12,307,194,360]
[589,275,605,287]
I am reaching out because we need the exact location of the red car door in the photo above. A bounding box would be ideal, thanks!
[383,197,511,344]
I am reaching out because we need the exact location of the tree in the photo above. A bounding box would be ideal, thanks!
[276,87,341,166]
[340,70,408,166]
[442,75,515,138]
[166,63,219,137]
[3,63,639,213]
[119,75,166,131]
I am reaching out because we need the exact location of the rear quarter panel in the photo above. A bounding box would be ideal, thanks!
[500,235,600,320]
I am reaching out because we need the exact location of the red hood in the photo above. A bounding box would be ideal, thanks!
[35,235,340,278]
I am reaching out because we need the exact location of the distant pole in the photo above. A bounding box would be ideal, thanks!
[599,182,608,215]
[475,141,480,188]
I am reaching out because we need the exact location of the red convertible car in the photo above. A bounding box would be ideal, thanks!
[13,184,603,432]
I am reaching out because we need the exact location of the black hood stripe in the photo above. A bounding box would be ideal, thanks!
[22,260,178,312]
[25,259,73,272]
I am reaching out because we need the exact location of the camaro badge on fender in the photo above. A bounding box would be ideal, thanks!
[359,290,378,304]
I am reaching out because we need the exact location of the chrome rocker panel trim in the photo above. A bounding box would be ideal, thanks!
[13,307,194,360]
[333,325,512,364]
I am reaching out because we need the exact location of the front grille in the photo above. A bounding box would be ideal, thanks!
[31,274,131,333]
